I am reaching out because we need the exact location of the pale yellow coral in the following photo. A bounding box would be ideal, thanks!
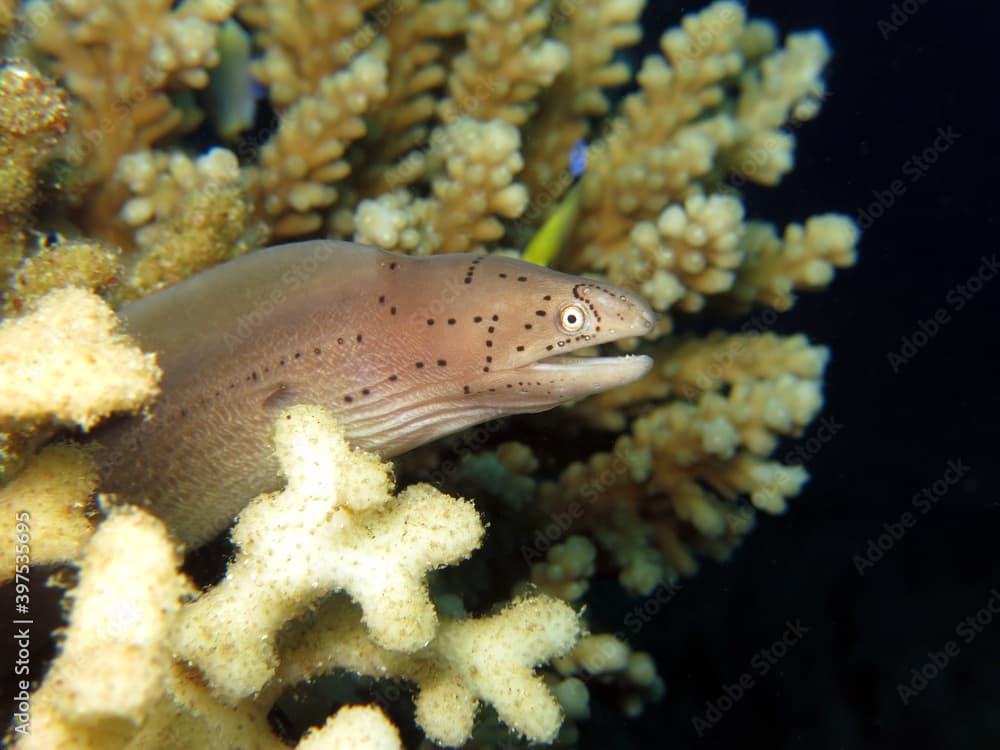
[173,404,485,700]
[16,508,189,750]
[0,444,96,577]
[298,706,403,750]
[277,593,581,746]
[0,287,160,431]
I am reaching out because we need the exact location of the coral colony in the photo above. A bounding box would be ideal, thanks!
[0,1,856,747]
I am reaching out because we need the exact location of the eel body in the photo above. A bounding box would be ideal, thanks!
[93,240,654,546]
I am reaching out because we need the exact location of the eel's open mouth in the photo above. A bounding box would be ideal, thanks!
[477,353,653,408]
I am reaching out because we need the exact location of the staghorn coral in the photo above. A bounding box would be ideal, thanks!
[115,147,263,299]
[354,117,529,254]
[543,332,829,589]
[2,0,862,746]
[438,0,569,126]
[27,0,236,242]
[248,52,389,239]
[520,0,644,201]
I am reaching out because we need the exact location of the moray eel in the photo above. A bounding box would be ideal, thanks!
[93,240,654,547]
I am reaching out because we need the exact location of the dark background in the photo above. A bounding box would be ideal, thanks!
[604,1,999,748]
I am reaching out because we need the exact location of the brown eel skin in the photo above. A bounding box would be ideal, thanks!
[92,240,655,546]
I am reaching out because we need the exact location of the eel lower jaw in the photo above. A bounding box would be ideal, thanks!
[473,354,653,412]
[530,352,652,378]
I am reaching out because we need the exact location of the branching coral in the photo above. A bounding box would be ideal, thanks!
[12,407,583,748]
[115,147,262,298]
[27,0,236,240]
[544,332,829,589]
[439,0,569,126]
[174,405,486,698]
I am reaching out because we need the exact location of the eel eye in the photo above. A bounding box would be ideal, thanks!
[558,304,586,333]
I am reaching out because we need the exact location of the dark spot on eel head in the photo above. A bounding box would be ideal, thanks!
[474,316,482,323]
[536,310,546,317]
[427,319,435,326]
[448,318,456,325]
[416,361,425,368]
[437,359,447,366]
[516,345,524,352]
[344,395,354,403]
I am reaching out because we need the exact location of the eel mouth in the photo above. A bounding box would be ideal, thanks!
[481,353,653,407]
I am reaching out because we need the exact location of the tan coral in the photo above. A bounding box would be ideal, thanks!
[29,0,235,242]
[439,0,569,126]
[115,147,262,298]
[0,58,69,281]
[356,117,529,254]
[239,0,382,109]
[427,117,529,253]
[249,52,388,238]
[561,2,852,324]
[542,332,828,588]
[521,0,643,202]
[727,214,859,311]
[353,0,467,197]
